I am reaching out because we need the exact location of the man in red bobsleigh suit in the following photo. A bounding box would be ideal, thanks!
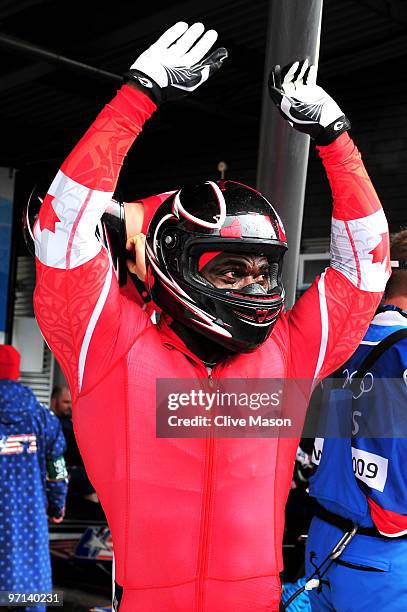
[33,22,390,611]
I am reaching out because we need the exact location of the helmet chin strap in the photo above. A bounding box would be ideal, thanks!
[237,282,268,295]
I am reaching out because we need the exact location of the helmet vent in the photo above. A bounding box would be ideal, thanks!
[173,182,227,229]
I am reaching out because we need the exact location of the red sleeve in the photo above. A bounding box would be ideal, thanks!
[368,498,407,538]
[34,86,156,400]
[140,192,176,234]
[287,133,390,380]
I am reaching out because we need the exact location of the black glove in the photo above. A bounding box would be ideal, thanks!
[268,59,350,145]
[126,22,228,105]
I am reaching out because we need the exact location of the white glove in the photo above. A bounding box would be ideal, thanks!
[127,22,228,105]
[268,59,350,145]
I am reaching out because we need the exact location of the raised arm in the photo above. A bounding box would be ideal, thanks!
[34,85,156,398]
[34,23,228,399]
[269,60,390,380]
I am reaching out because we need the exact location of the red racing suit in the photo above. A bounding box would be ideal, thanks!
[33,85,390,611]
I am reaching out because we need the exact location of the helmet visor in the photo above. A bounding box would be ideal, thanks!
[183,237,286,300]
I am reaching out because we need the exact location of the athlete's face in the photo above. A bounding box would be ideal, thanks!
[201,253,271,290]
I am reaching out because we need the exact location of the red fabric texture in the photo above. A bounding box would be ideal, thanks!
[140,192,176,235]
[368,497,407,537]
[317,132,382,221]
[33,88,388,611]
[0,345,20,380]
[61,85,156,192]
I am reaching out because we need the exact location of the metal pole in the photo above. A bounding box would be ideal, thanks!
[256,0,323,307]
[0,33,122,83]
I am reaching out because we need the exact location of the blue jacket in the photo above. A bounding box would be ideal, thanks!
[310,305,407,536]
[0,380,67,591]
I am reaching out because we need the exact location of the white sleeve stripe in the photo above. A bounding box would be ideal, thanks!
[112,554,116,609]
[331,208,389,292]
[34,170,114,269]
[378,527,407,538]
[314,271,329,380]
[78,260,113,391]
[66,187,92,269]
[344,220,361,289]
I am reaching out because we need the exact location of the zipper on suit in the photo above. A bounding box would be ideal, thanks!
[196,363,217,611]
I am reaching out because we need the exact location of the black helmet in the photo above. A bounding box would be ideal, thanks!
[146,180,288,352]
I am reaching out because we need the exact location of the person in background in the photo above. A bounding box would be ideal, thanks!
[0,345,68,612]
[51,385,102,518]
[50,384,72,417]
[51,385,78,466]
[306,230,407,611]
